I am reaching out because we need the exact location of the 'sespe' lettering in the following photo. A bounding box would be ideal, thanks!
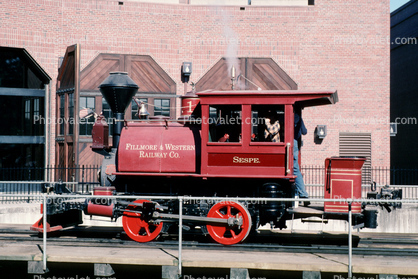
[232,156,261,164]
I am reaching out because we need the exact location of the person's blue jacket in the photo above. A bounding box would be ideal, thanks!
[294,113,307,140]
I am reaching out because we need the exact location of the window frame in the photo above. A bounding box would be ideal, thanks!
[153,98,171,117]
[249,104,286,145]
[58,94,65,136]
[79,96,96,136]
[207,104,243,144]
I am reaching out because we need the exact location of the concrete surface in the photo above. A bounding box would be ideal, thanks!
[0,241,417,275]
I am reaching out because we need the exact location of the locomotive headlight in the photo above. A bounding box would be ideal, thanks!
[316,125,327,139]
[182,62,192,76]
[390,122,397,137]
[181,62,192,83]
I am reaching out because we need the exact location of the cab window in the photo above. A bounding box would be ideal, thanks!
[251,105,284,143]
[208,105,241,143]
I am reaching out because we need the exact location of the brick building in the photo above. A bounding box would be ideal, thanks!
[0,0,391,176]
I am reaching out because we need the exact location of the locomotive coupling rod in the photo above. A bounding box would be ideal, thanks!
[117,200,168,211]
[155,212,243,226]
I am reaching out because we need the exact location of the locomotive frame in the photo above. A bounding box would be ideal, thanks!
[31,72,402,245]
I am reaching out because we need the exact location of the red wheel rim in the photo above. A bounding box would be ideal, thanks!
[122,199,163,242]
[206,201,252,245]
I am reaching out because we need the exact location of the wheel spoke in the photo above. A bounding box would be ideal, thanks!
[145,226,151,236]
[226,205,232,217]
[214,209,224,218]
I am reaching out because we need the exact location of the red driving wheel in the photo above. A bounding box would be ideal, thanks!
[206,201,252,245]
[122,199,163,243]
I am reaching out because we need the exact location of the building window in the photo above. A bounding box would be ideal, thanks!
[154,99,170,117]
[102,99,113,136]
[24,97,43,136]
[33,98,42,136]
[24,99,31,133]
[59,94,65,136]
[0,144,44,170]
[131,98,147,119]
[79,96,95,136]
[0,96,43,136]
[0,48,45,89]
[0,47,49,171]
[68,93,74,135]
[34,98,40,119]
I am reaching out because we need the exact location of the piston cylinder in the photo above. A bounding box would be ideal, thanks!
[85,202,114,217]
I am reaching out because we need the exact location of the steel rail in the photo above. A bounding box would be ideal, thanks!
[1,234,418,257]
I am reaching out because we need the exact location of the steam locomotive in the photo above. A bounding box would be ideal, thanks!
[31,72,402,245]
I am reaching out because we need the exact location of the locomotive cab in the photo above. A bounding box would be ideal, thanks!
[198,90,338,179]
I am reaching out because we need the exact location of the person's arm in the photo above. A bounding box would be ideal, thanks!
[218,133,229,142]
[300,118,307,135]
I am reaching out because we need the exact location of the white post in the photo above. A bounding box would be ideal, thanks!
[43,194,47,271]
[348,202,352,279]
[44,83,49,181]
[178,197,183,278]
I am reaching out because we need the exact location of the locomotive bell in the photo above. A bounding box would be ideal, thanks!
[138,101,150,119]
[99,72,139,148]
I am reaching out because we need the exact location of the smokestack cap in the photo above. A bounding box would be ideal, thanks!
[99,72,139,114]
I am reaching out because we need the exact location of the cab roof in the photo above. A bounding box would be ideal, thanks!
[197,90,338,108]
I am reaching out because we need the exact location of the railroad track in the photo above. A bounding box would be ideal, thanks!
[1,226,418,257]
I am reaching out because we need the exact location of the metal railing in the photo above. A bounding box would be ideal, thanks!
[0,181,44,203]
[1,184,418,204]
[302,165,418,200]
[302,165,418,186]
[305,184,418,200]
[1,165,416,185]
[2,181,417,204]
[0,165,416,203]
[0,181,96,203]
[0,193,417,279]
[0,165,100,203]
[0,165,100,184]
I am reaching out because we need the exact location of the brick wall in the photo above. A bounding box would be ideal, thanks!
[0,0,390,167]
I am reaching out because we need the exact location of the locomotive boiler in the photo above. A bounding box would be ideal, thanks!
[31,72,402,245]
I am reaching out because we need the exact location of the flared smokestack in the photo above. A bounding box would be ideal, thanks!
[99,72,138,148]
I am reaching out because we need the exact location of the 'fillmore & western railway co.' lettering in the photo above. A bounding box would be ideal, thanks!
[125,143,195,159]
[125,143,195,151]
